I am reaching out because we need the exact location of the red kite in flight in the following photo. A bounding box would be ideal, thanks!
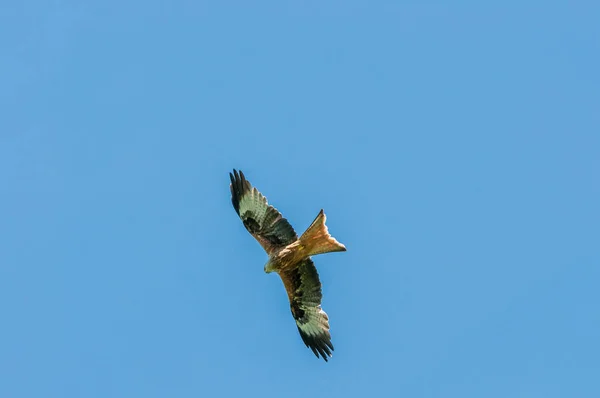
[229,169,346,361]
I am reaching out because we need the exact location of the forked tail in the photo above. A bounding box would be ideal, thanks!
[299,209,347,257]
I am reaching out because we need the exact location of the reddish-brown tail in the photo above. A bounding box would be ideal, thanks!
[299,209,347,257]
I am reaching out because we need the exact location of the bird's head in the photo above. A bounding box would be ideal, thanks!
[264,258,277,274]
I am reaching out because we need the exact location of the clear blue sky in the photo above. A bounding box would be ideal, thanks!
[1,1,598,397]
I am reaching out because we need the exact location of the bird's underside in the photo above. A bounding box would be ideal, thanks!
[229,169,346,361]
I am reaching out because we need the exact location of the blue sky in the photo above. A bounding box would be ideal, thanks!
[1,1,599,397]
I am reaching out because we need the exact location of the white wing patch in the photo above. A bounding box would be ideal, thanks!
[296,306,330,336]
[238,187,269,223]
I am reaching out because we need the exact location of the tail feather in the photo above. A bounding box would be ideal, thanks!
[299,209,346,257]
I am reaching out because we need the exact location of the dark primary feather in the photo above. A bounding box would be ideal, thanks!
[229,169,298,254]
[280,258,334,362]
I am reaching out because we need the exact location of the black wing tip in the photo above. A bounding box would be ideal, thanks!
[230,168,245,180]
[229,169,248,187]
[229,169,240,214]
[229,168,250,215]
[298,328,334,362]
[229,169,243,181]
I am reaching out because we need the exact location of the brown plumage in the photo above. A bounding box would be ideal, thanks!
[229,169,346,361]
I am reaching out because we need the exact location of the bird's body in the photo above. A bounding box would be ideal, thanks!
[264,240,306,273]
[264,209,345,273]
[229,169,346,361]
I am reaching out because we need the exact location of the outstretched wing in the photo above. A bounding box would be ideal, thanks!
[279,258,334,361]
[229,169,298,255]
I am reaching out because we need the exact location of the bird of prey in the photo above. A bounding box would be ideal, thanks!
[229,169,346,362]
